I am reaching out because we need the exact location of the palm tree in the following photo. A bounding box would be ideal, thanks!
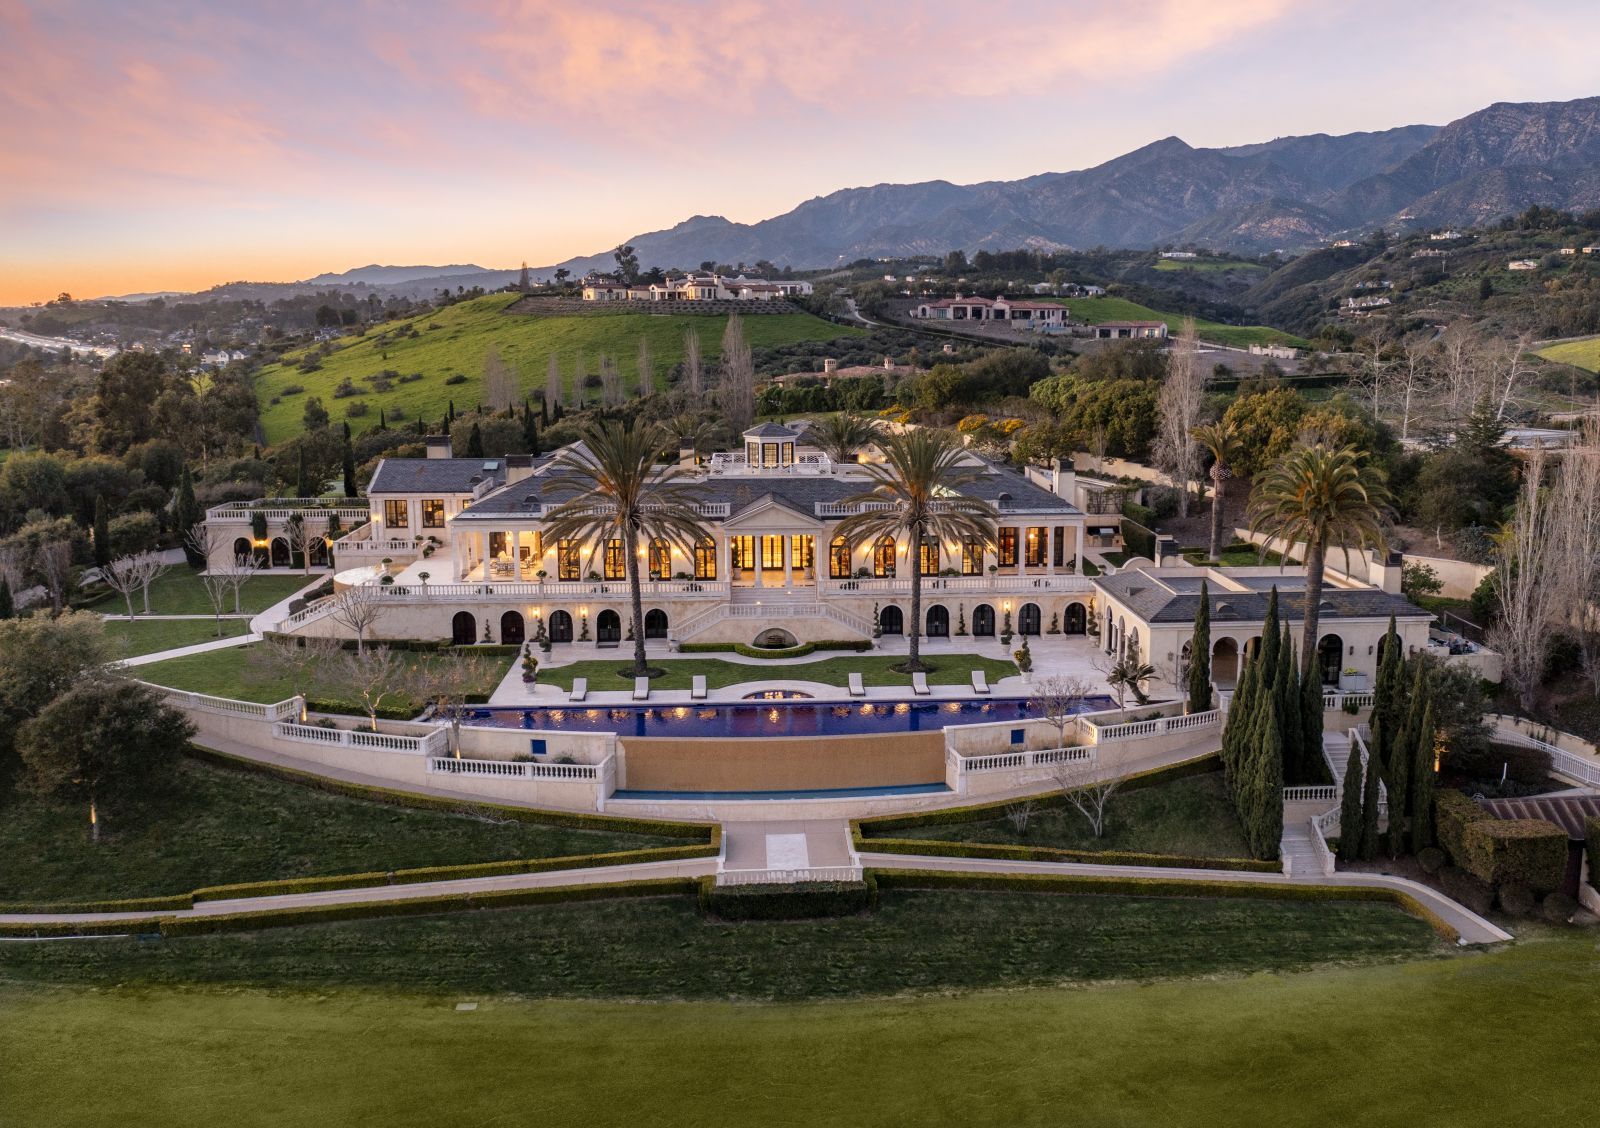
[540,420,711,677]
[834,428,997,672]
[1191,419,1242,562]
[811,411,881,468]
[1248,442,1392,680]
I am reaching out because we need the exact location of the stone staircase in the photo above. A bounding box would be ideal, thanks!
[669,601,873,644]
[1322,731,1353,788]
[1279,816,1325,878]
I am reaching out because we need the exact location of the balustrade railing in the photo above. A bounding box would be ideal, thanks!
[427,755,603,781]
[1284,785,1338,803]
[716,866,863,886]
[273,721,447,756]
[952,745,1093,774]
[1084,708,1220,744]
[146,684,301,722]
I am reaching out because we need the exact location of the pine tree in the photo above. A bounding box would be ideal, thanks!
[1188,580,1212,712]
[0,578,13,620]
[1359,743,1383,861]
[1411,701,1437,854]
[466,422,484,458]
[341,435,356,498]
[1336,740,1364,861]
[92,494,110,569]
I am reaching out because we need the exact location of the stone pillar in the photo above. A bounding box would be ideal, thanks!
[782,534,792,587]
[1016,527,1027,579]
[1075,522,1086,573]
[754,536,764,587]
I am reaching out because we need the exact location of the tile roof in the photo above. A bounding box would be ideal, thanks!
[1094,570,1428,625]
[367,457,505,495]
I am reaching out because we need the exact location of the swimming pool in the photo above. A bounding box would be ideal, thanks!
[469,695,1119,738]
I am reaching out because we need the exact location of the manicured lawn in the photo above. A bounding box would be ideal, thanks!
[7,931,1588,1127]
[1153,257,1268,273]
[1536,334,1600,373]
[255,293,863,443]
[888,770,1252,859]
[1054,295,1308,348]
[134,642,514,711]
[81,568,315,616]
[540,653,1019,692]
[0,756,679,904]
[103,617,251,657]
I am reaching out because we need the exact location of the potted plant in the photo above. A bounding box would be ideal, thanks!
[521,648,539,684]
[536,569,548,582]
[1013,637,1033,683]
[418,571,430,585]
[1339,667,1368,693]
[1000,609,1014,648]
[535,619,551,654]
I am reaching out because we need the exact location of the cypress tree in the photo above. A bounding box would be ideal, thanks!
[378,408,387,430]
[341,435,356,498]
[1250,699,1285,860]
[448,400,456,425]
[540,395,549,427]
[529,420,540,456]
[342,420,351,442]
[175,465,202,564]
[1300,654,1325,780]
[1188,580,1212,713]
[295,448,312,498]
[1275,641,1302,782]
[1370,615,1400,764]
[1387,659,1426,853]
[1258,586,1281,692]
[415,418,425,436]
[1359,743,1383,861]
[1221,649,1259,783]
[1336,740,1364,861]
[466,422,484,458]
[1411,701,1437,854]
[0,577,13,620]
[92,494,110,568]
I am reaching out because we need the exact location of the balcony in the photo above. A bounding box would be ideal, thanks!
[206,498,371,524]
[332,523,438,566]
[818,573,1094,595]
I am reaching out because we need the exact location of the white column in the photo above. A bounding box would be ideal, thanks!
[1075,522,1086,573]
[782,534,792,587]
[754,536,764,587]
[1016,527,1027,579]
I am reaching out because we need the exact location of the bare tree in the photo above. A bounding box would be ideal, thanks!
[1153,318,1204,517]
[544,354,562,411]
[411,649,496,755]
[1032,673,1093,750]
[333,645,411,730]
[1004,800,1036,835]
[99,554,147,620]
[718,314,755,432]
[1087,424,1108,474]
[683,328,703,400]
[636,336,654,397]
[1387,334,1435,442]
[245,634,341,710]
[36,540,75,616]
[283,513,316,575]
[327,582,382,653]
[1490,446,1562,711]
[571,354,588,407]
[483,346,516,413]
[134,552,171,614]
[217,552,259,616]
[598,354,622,407]
[1052,757,1121,839]
[1549,422,1600,695]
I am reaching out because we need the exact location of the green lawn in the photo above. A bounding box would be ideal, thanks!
[1536,335,1600,373]
[888,770,1251,859]
[0,756,678,904]
[134,642,513,712]
[255,293,863,443]
[1153,257,1268,273]
[81,568,315,616]
[1058,296,1309,348]
[540,653,1018,692]
[102,617,251,657]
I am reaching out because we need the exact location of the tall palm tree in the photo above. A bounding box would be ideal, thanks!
[834,428,997,672]
[811,411,881,468]
[1192,419,1243,561]
[540,420,711,677]
[1248,442,1392,680]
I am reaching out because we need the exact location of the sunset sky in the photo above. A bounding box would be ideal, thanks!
[2,0,1595,305]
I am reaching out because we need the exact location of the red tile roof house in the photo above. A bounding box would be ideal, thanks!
[912,294,1068,324]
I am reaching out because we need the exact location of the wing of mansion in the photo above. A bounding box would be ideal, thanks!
[203,423,1441,688]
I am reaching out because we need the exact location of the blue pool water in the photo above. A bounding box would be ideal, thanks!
[469,695,1118,738]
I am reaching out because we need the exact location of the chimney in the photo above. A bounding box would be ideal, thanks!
[823,358,838,375]
[505,454,535,484]
[679,446,698,469]
[425,434,452,460]
[1373,548,1404,595]
[883,355,894,370]
[1050,455,1077,501]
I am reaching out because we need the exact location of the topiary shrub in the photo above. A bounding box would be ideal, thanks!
[1417,846,1446,875]
[1461,818,1567,895]
[1438,866,1493,916]
[1541,892,1578,924]
[1496,882,1536,917]
[1436,790,1493,867]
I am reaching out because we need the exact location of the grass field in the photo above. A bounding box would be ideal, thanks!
[81,569,315,617]
[254,294,863,443]
[1059,296,1309,348]
[1536,335,1600,373]
[0,757,677,904]
[1153,257,1268,273]
[102,617,251,656]
[891,770,1252,858]
[541,653,1018,693]
[13,900,1584,1127]
[134,642,513,711]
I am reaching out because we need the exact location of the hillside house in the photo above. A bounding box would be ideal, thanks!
[911,295,1068,325]
[1159,251,1198,260]
[1088,321,1168,339]
[1507,260,1539,271]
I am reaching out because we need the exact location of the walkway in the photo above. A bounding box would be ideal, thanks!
[111,577,326,669]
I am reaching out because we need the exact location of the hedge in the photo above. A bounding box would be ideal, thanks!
[1459,818,1567,894]
[0,916,169,940]
[1436,789,1493,866]
[698,876,878,921]
[869,869,1461,941]
[855,834,1279,873]
[0,892,194,914]
[677,639,873,656]
[1587,816,1600,893]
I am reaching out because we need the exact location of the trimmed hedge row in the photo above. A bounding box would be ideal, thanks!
[869,868,1461,942]
[1459,819,1567,895]
[0,892,194,915]
[698,877,878,921]
[676,639,873,656]
[855,833,1279,873]
[1588,816,1600,893]
[1436,789,1493,863]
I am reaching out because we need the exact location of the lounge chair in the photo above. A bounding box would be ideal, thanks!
[912,672,931,696]
[691,675,708,701]
[568,678,588,702]
[633,676,650,701]
[971,670,991,695]
[847,672,866,697]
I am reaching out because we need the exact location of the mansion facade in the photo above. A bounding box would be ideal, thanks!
[582,272,813,303]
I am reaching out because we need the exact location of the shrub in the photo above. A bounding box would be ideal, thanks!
[1449,742,1551,787]
[332,378,361,398]
[1541,892,1578,924]
[1417,846,1446,874]
[1437,866,1494,916]
[698,877,877,921]
[280,383,305,395]
[1587,816,1600,893]
[733,641,813,659]
[1435,790,1493,865]
[444,373,468,385]
[1460,818,1567,894]
[1496,882,1536,917]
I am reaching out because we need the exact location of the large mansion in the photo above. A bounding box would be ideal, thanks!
[582,272,813,303]
[205,425,1437,689]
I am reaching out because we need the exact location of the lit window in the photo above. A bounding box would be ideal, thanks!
[384,500,409,529]
[421,499,445,528]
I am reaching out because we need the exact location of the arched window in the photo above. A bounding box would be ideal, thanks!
[1019,603,1042,636]
[873,536,897,578]
[1065,602,1086,634]
[500,610,525,645]
[308,537,329,567]
[644,608,669,639]
[451,610,477,645]
[879,605,904,635]
[648,538,670,580]
[232,537,251,562]
[547,610,573,643]
[596,609,622,643]
[926,604,949,637]
[1318,634,1345,687]
[270,537,290,568]
[604,539,625,581]
[972,604,995,637]
[919,538,940,576]
[829,535,852,579]
[693,537,717,580]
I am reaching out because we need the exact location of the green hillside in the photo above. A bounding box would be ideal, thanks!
[1153,257,1267,274]
[1058,296,1309,349]
[1537,335,1600,373]
[255,294,862,443]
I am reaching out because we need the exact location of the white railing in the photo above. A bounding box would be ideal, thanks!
[339,578,731,603]
[1285,785,1338,803]
[670,599,873,642]
[1492,730,1600,787]
[147,684,301,722]
[952,744,1093,774]
[716,866,863,886]
[335,536,424,557]
[427,755,603,781]
[1084,708,1220,744]
[273,721,447,756]
[207,499,370,523]
[1323,691,1375,710]
[1306,813,1338,876]
[820,573,1095,595]
[279,596,338,630]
